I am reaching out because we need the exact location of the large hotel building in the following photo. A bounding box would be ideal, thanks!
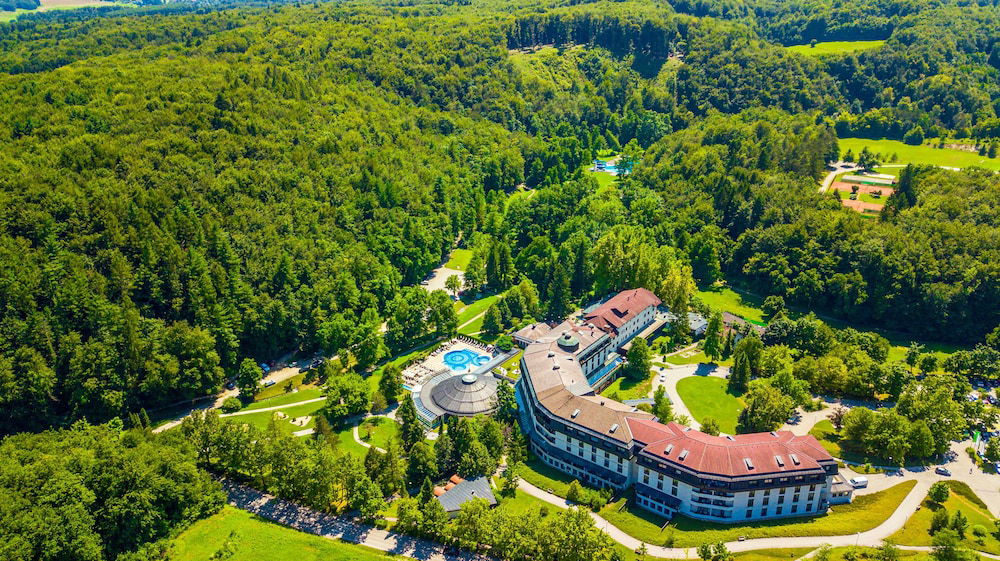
[514,288,849,523]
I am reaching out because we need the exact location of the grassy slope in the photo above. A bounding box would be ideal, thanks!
[786,40,885,56]
[676,376,743,434]
[696,286,766,324]
[601,370,654,401]
[226,400,326,433]
[169,506,395,561]
[242,388,324,411]
[890,481,1000,553]
[840,138,1000,170]
[599,480,916,547]
[443,248,473,270]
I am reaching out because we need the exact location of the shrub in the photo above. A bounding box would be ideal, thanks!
[929,481,950,504]
[972,524,988,537]
[567,480,582,502]
[221,397,242,413]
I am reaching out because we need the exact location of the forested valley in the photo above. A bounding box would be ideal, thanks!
[2,0,1000,558]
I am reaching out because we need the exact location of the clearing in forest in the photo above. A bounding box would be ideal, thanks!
[785,40,885,56]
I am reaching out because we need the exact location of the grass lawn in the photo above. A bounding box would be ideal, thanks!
[443,248,473,271]
[458,313,487,336]
[169,506,395,561]
[664,349,733,367]
[254,372,315,401]
[455,294,499,325]
[695,285,766,324]
[890,481,1000,554]
[499,349,523,378]
[242,388,324,411]
[601,371,654,401]
[858,193,888,205]
[357,417,400,450]
[676,376,743,434]
[332,423,369,457]
[786,40,885,57]
[839,138,1000,171]
[226,400,326,433]
[600,480,915,547]
[494,486,564,518]
[518,456,581,498]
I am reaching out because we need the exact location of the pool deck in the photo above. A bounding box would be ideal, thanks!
[401,338,493,387]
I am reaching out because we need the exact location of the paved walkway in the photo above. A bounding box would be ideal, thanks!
[223,479,486,561]
[819,163,860,193]
[518,476,932,557]
[649,362,731,431]
[153,354,330,433]
[219,397,327,417]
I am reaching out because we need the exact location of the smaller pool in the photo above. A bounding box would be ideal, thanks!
[442,349,490,373]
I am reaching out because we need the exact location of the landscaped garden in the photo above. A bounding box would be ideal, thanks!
[890,481,1000,554]
[226,400,326,433]
[169,506,396,561]
[601,369,655,401]
[676,375,743,434]
[357,417,400,450]
[599,480,916,547]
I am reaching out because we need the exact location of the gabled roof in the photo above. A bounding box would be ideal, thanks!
[436,476,497,513]
[584,288,661,335]
[628,420,834,477]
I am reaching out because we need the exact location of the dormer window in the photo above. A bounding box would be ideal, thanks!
[775,455,785,467]
[744,458,755,470]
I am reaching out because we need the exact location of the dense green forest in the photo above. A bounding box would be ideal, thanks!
[2,0,1000,557]
[0,0,999,434]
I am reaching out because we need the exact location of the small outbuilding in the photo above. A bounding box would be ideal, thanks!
[435,476,497,516]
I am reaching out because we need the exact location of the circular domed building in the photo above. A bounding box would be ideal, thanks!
[415,371,500,426]
[429,373,499,416]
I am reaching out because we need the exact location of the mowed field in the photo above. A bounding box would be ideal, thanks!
[170,506,397,561]
[786,40,885,56]
[0,0,119,21]
[840,138,1000,170]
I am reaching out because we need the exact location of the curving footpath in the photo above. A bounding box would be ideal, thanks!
[223,479,487,561]
[517,477,932,557]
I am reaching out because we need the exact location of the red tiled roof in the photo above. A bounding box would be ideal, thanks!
[585,288,661,334]
[626,419,833,477]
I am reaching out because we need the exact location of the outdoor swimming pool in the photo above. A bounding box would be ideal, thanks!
[442,349,490,372]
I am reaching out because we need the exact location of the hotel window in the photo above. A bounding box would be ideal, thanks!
[776,507,783,515]
[657,480,663,490]
[778,496,785,504]
[763,498,770,506]
[806,503,813,512]
[794,494,800,502]
[809,484,816,491]
[808,493,815,502]
[749,491,755,497]
[761,508,768,516]
[791,505,798,514]
[643,472,650,485]
[746,510,753,518]
[748,499,754,507]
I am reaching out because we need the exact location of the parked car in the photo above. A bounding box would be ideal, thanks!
[263,379,277,388]
[849,476,868,488]
[935,467,951,476]
[225,381,236,390]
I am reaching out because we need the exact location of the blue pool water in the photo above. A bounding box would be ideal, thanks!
[443,349,490,372]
